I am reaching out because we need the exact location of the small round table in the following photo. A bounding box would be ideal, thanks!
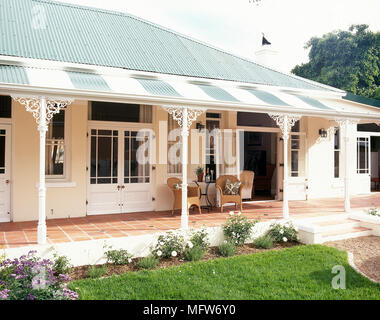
[193,180,215,211]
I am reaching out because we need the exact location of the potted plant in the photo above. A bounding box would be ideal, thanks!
[195,166,204,182]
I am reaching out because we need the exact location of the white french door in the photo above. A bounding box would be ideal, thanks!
[87,126,153,215]
[353,134,371,194]
[0,124,11,222]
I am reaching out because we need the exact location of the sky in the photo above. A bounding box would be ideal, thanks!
[55,0,380,73]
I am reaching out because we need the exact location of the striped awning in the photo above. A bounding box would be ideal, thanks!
[1,64,380,119]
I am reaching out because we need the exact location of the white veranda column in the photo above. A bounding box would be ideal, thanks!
[12,96,73,244]
[162,106,205,230]
[269,113,301,219]
[335,118,359,213]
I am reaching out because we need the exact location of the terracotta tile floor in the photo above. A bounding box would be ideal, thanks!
[0,194,379,248]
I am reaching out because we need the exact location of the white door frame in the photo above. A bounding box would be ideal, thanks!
[0,123,11,222]
[86,121,154,215]
[237,126,280,200]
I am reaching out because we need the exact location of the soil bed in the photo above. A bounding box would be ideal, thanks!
[69,241,300,280]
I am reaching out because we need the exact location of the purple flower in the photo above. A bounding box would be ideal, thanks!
[0,289,10,300]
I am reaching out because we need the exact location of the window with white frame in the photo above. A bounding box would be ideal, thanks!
[357,137,369,174]
[167,114,182,175]
[46,111,65,178]
[334,128,340,178]
[288,121,305,177]
[290,135,300,177]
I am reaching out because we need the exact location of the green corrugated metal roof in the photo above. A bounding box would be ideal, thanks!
[343,92,380,108]
[0,0,337,92]
[67,71,111,91]
[0,65,29,85]
[136,78,181,97]
[197,84,239,102]
[245,88,289,106]
[295,94,331,110]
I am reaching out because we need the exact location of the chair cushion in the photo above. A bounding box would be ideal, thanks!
[173,183,182,190]
[224,179,241,195]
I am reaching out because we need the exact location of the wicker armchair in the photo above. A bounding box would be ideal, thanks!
[240,170,255,200]
[215,175,243,213]
[167,177,201,215]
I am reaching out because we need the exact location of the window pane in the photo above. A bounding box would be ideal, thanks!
[357,137,369,174]
[0,96,11,118]
[48,112,65,139]
[291,150,299,176]
[291,120,300,132]
[90,136,96,178]
[46,142,64,175]
[124,137,130,178]
[0,135,5,170]
[334,151,340,178]
[334,129,340,150]
[97,137,112,177]
[90,102,152,123]
[237,112,277,127]
[131,136,139,177]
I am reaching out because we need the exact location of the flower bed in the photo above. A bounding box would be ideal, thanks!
[0,250,78,300]
[68,241,300,281]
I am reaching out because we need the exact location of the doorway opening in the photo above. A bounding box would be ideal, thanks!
[243,131,277,201]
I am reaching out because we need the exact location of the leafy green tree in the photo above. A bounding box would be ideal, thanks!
[292,25,380,99]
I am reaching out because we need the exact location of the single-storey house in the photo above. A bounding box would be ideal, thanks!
[0,0,379,245]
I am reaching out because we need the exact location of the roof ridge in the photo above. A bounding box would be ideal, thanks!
[31,0,337,92]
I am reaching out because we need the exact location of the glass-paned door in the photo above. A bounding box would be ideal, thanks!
[87,127,153,215]
[0,125,11,222]
[121,130,153,212]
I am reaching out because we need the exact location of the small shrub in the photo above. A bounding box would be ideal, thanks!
[152,232,185,259]
[183,246,206,262]
[223,212,257,246]
[87,265,108,279]
[253,235,274,249]
[104,248,133,265]
[0,250,78,300]
[218,241,236,257]
[136,256,159,270]
[367,207,380,217]
[267,221,298,243]
[52,253,72,276]
[188,228,210,251]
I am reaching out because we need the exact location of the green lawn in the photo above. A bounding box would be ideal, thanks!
[69,245,380,300]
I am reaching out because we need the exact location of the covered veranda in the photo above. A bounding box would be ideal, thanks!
[1,194,379,249]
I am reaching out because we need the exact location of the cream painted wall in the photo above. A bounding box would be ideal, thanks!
[9,101,371,222]
[304,116,368,199]
[11,100,88,222]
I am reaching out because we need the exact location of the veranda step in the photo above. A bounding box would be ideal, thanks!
[314,218,358,227]
[321,226,373,243]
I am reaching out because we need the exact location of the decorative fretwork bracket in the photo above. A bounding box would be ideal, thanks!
[268,113,302,140]
[162,105,206,135]
[334,118,360,142]
[334,118,361,128]
[12,96,74,131]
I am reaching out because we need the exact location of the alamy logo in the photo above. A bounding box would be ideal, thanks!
[31,5,46,30]
[331,265,346,289]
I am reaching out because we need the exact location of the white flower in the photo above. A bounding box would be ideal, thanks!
[128,258,132,263]
[282,237,288,242]
[223,240,227,244]
[156,250,162,257]
[237,212,242,216]
[171,251,177,257]
[187,241,194,248]
[279,229,284,234]
[229,211,234,216]
[212,270,216,275]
